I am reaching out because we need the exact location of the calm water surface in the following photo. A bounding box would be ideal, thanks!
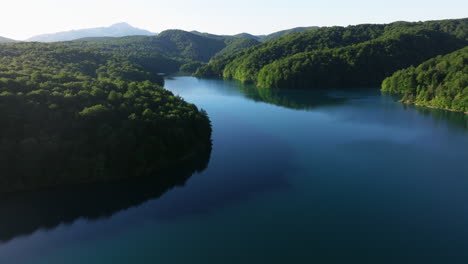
[1,77,468,263]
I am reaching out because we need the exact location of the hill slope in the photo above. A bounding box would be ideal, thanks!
[0,36,16,43]
[233,33,263,41]
[68,30,261,74]
[382,46,468,113]
[256,29,467,89]
[27,22,155,42]
[260,26,319,42]
[196,18,468,89]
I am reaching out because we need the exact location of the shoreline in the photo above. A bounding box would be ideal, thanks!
[402,101,468,115]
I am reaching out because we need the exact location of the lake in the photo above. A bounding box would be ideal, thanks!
[1,76,467,263]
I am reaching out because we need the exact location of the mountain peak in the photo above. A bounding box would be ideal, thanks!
[111,22,133,28]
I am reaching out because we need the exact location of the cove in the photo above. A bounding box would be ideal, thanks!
[0,77,467,264]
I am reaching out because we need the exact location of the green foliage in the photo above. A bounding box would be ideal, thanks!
[79,104,110,117]
[260,27,320,42]
[257,29,467,88]
[382,46,468,112]
[212,38,261,60]
[146,30,226,62]
[180,61,206,74]
[68,30,261,75]
[196,18,468,88]
[0,42,212,193]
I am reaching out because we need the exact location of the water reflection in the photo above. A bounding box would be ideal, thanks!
[410,105,468,131]
[236,83,468,132]
[233,82,347,110]
[0,145,212,243]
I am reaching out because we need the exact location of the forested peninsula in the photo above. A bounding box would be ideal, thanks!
[0,43,212,193]
[382,47,468,113]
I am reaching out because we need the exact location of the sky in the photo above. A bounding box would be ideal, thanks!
[1,0,467,40]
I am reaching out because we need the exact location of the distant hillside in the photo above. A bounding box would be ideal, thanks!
[191,28,319,42]
[233,33,263,41]
[0,36,16,43]
[213,38,260,60]
[73,37,118,42]
[261,27,319,42]
[190,31,226,40]
[67,29,260,74]
[27,23,155,42]
[154,30,226,62]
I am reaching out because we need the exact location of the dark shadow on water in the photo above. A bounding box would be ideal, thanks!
[138,119,299,221]
[0,145,211,243]
[0,117,299,243]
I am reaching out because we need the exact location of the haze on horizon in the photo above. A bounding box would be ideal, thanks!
[2,0,467,40]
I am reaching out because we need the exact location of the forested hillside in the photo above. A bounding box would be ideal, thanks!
[382,46,468,113]
[0,42,212,193]
[233,33,262,41]
[257,29,466,88]
[68,30,260,75]
[212,37,260,60]
[195,18,468,89]
[260,26,319,42]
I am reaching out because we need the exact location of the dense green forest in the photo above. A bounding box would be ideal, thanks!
[195,18,468,89]
[211,37,260,60]
[382,47,468,113]
[256,29,467,89]
[0,42,212,193]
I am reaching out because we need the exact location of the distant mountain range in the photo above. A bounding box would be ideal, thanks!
[17,23,319,43]
[27,22,156,42]
[0,36,16,43]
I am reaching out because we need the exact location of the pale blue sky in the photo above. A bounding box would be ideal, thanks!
[2,0,467,40]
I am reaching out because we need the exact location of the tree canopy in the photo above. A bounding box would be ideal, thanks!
[195,18,468,90]
[67,30,261,75]
[0,42,212,193]
[382,46,468,113]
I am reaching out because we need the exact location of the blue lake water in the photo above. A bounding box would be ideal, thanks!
[1,77,467,263]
